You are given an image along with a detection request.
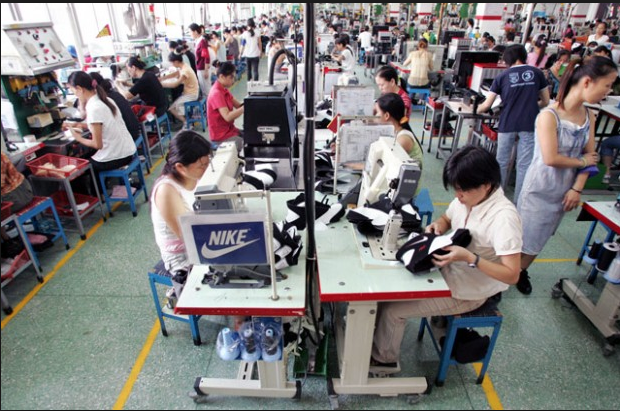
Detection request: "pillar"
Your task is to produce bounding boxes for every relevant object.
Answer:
[474,3,504,40]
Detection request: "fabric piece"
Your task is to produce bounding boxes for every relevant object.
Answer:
[396,229,472,274]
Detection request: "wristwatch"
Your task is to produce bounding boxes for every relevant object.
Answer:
[468,253,480,268]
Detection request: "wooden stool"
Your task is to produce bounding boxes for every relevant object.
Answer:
[148,261,202,346]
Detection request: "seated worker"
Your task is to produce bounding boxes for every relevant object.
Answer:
[115,56,168,117]
[90,72,141,142]
[375,66,412,118]
[65,71,136,183]
[600,135,620,184]
[207,62,244,152]
[151,130,213,305]
[549,49,571,97]
[1,151,34,241]
[402,37,433,103]
[374,93,422,168]
[160,52,200,126]
[331,36,356,85]
[371,146,522,373]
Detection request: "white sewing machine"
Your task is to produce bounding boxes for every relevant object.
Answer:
[193,142,245,212]
[355,137,421,266]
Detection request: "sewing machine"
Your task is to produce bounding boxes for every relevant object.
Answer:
[355,137,421,266]
[193,142,245,212]
[181,142,280,289]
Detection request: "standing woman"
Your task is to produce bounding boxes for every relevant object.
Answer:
[517,57,618,294]
[151,131,213,301]
[526,35,549,69]
[241,18,262,82]
[66,71,136,180]
[188,23,211,97]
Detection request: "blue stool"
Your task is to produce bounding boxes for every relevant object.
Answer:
[144,113,172,158]
[15,196,70,271]
[148,261,202,346]
[413,188,434,226]
[417,304,503,386]
[134,134,151,175]
[184,98,207,131]
[98,157,148,217]
[407,86,431,112]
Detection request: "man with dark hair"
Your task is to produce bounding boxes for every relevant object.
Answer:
[477,44,549,207]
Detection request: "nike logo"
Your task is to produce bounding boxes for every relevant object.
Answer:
[201,238,260,259]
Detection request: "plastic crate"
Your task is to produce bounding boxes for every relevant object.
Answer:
[482,124,498,141]
[26,153,89,178]
[1,249,30,281]
[49,190,98,217]
[131,105,157,123]
[428,97,444,110]
[1,202,13,221]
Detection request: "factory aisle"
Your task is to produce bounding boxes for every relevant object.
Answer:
[1,57,619,410]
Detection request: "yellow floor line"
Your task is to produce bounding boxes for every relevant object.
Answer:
[112,320,161,410]
[472,363,503,410]
[1,204,121,329]
[534,258,577,263]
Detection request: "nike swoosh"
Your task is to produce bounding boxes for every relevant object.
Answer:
[201,238,260,259]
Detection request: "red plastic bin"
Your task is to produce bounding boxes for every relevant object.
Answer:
[26,153,89,178]
[482,124,498,141]
[49,191,98,217]
[1,249,30,281]
[1,202,13,221]
[131,105,157,122]
[428,97,444,110]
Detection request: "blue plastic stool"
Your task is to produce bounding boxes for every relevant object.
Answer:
[148,261,202,346]
[15,196,70,271]
[98,157,148,217]
[184,98,207,131]
[407,86,431,112]
[413,188,434,226]
[134,134,151,175]
[417,306,503,386]
[144,113,172,158]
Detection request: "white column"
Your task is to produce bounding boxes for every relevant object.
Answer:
[474,3,504,40]
[416,3,433,20]
[570,3,589,28]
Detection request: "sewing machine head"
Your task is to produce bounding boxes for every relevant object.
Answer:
[358,137,421,209]
[194,142,245,212]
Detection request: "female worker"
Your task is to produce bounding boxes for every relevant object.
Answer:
[66,71,136,180]
[116,56,168,117]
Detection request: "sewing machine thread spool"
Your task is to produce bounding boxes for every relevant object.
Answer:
[217,327,240,361]
[596,242,619,272]
[240,325,261,361]
[588,240,602,260]
[260,327,282,362]
[606,256,620,282]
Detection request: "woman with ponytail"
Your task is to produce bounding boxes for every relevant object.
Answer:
[66,71,136,180]
[375,93,423,169]
[240,18,262,81]
[516,56,618,295]
[189,23,212,97]
[527,35,549,69]
[151,131,213,303]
